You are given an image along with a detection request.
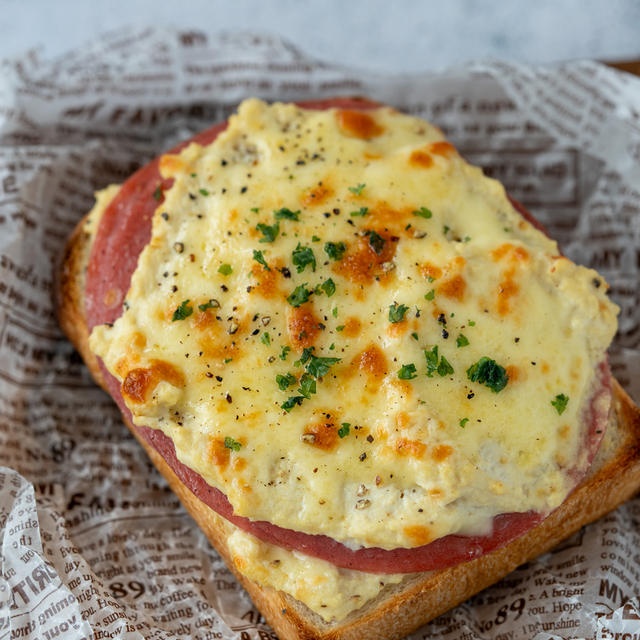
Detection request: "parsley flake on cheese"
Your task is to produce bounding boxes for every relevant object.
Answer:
[274,207,300,221]
[551,393,569,415]
[257,221,279,243]
[252,249,270,271]
[324,241,346,261]
[388,303,409,323]
[277,373,296,390]
[466,357,509,393]
[365,229,385,254]
[292,244,316,273]
[338,423,350,438]
[317,278,336,297]
[456,334,469,347]
[172,299,193,321]
[281,396,304,412]
[398,364,417,380]
[413,206,432,219]
[287,284,311,307]
[198,299,219,312]
[224,437,242,451]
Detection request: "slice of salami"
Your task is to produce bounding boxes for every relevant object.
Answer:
[85,98,610,574]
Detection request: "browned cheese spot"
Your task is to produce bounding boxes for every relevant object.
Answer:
[491,244,530,316]
[250,260,283,300]
[438,274,466,302]
[194,313,242,362]
[367,202,414,235]
[287,303,322,350]
[350,344,388,380]
[403,525,434,546]
[428,141,456,157]
[409,150,434,168]
[505,365,521,382]
[419,262,443,281]
[302,413,339,451]
[336,110,384,139]
[301,183,334,207]
[431,444,453,462]
[208,437,230,469]
[341,316,362,338]
[122,360,185,404]
[394,438,427,458]
[334,233,398,286]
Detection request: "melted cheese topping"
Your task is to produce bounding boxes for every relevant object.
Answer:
[90,99,618,551]
[226,527,404,622]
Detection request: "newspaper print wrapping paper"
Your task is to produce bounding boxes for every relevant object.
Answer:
[0,28,639,640]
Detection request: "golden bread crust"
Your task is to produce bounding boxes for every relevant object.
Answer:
[56,210,640,640]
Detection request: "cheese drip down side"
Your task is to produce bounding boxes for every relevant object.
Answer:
[227,526,404,622]
[89,99,619,551]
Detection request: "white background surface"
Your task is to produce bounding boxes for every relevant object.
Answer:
[1,0,639,71]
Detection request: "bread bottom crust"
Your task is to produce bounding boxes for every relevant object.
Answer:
[57,211,640,640]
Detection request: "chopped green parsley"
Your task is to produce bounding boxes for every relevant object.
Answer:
[292,244,316,273]
[398,364,417,380]
[388,303,409,323]
[467,357,508,393]
[437,355,454,377]
[256,221,279,243]
[298,373,317,399]
[281,396,304,412]
[365,229,385,255]
[286,284,311,307]
[413,206,432,219]
[424,289,435,301]
[153,185,162,201]
[424,346,454,377]
[198,299,219,312]
[338,423,351,438]
[252,249,270,271]
[348,183,366,196]
[456,334,469,348]
[279,346,291,361]
[350,207,369,217]
[325,241,346,261]
[276,373,297,390]
[199,188,209,197]
[261,332,271,346]
[172,299,193,321]
[274,208,300,221]
[306,355,341,378]
[459,418,469,428]
[224,437,242,451]
[551,393,569,415]
[218,263,232,275]
[319,278,336,297]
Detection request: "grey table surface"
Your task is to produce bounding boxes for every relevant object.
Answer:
[1,0,639,72]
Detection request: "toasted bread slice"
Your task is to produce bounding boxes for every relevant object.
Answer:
[57,208,640,640]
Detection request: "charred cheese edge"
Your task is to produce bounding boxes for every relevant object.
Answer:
[90,99,619,558]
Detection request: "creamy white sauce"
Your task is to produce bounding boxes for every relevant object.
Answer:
[90,99,619,554]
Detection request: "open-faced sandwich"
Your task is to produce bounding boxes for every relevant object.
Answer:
[57,97,640,640]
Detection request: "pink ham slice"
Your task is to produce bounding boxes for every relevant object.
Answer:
[85,98,611,574]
